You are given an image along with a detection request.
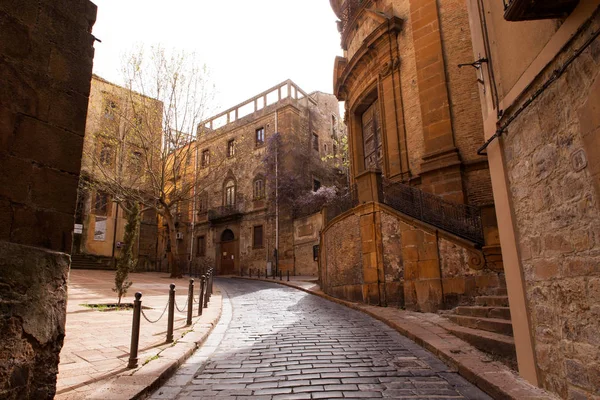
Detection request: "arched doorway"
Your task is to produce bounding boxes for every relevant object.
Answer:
[220,229,235,275]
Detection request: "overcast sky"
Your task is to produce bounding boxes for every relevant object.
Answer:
[91,0,343,115]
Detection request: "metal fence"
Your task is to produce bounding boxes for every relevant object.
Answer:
[382,180,485,246]
[325,185,359,225]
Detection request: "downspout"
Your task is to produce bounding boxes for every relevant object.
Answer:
[275,110,279,275]
[188,142,198,275]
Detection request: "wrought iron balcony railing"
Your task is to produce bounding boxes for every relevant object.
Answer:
[382,180,485,246]
[207,205,243,223]
[503,0,580,21]
[339,0,368,35]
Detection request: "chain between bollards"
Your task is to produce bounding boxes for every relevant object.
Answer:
[166,283,175,343]
[127,292,142,369]
[186,279,194,326]
[198,275,206,316]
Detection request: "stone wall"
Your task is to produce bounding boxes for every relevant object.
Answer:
[0,0,96,397]
[293,212,323,276]
[321,202,501,311]
[502,13,600,397]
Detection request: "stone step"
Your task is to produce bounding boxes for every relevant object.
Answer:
[476,295,509,307]
[446,315,514,336]
[443,323,516,360]
[454,306,511,320]
[492,287,508,296]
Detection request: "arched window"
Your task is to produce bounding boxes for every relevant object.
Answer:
[253,177,265,199]
[221,229,234,242]
[224,180,235,207]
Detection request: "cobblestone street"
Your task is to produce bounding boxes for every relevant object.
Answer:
[150,278,491,399]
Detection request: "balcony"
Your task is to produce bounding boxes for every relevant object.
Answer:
[503,0,580,21]
[338,0,369,36]
[207,206,243,224]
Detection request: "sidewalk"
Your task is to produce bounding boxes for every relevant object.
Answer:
[56,270,222,400]
[234,275,558,400]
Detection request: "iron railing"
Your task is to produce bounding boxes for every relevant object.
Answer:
[339,0,368,35]
[325,185,358,225]
[207,205,243,222]
[382,180,484,245]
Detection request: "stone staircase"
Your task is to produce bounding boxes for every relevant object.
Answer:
[443,287,517,368]
[70,254,114,270]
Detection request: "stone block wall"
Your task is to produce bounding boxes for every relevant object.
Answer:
[0,0,96,398]
[502,13,600,397]
[321,202,501,311]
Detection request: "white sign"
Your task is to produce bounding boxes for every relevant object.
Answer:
[74,224,83,234]
[94,216,107,241]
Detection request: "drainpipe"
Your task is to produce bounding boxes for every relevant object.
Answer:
[111,202,119,267]
[188,141,198,275]
[275,110,279,276]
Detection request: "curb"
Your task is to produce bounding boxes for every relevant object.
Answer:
[232,277,556,400]
[86,291,224,400]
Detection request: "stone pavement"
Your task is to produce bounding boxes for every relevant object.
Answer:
[151,278,494,399]
[55,269,222,400]
[231,276,558,400]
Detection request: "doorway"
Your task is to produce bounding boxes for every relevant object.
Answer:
[220,229,236,275]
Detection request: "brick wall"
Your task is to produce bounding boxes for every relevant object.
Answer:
[0,0,96,397]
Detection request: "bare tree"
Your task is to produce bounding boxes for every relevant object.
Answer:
[82,46,216,278]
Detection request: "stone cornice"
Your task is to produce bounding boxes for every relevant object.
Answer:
[334,16,403,102]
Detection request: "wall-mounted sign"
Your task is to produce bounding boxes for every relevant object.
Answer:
[74,224,83,234]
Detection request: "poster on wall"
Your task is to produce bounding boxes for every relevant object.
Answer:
[94,216,107,241]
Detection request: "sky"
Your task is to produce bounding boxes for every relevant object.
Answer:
[91,0,343,116]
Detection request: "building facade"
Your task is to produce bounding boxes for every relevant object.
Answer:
[464,1,600,396]
[74,75,162,271]
[323,0,503,310]
[164,80,346,277]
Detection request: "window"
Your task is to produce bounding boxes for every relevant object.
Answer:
[94,191,110,216]
[196,236,206,257]
[201,149,210,167]
[253,178,265,199]
[324,143,328,153]
[253,225,264,249]
[131,151,142,173]
[313,244,319,261]
[103,99,117,119]
[255,127,265,146]
[99,143,113,166]
[312,133,319,151]
[227,139,235,157]
[224,180,235,207]
[362,99,382,169]
[331,115,337,137]
[197,192,208,213]
[313,179,321,192]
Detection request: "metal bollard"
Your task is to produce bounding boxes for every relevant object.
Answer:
[127,292,142,368]
[287,270,290,282]
[198,275,206,316]
[186,279,194,326]
[265,268,267,279]
[204,274,210,308]
[280,270,282,281]
[167,283,175,343]
[209,269,214,296]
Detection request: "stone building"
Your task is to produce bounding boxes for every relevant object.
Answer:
[72,75,162,271]
[163,80,346,277]
[463,1,600,397]
[323,0,502,311]
[0,1,97,398]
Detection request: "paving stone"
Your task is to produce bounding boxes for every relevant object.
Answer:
[155,279,492,399]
